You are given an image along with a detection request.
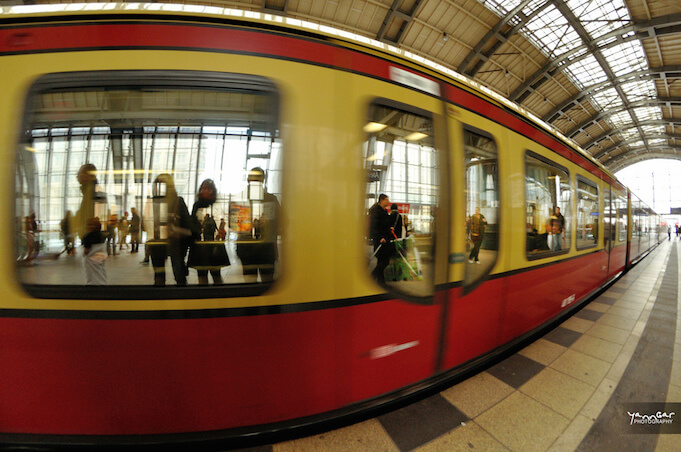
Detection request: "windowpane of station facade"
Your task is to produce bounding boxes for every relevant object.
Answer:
[364,102,437,299]
[16,73,282,289]
[525,152,571,257]
[576,178,599,248]
[464,127,498,289]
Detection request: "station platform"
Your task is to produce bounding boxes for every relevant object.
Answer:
[260,240,680,452]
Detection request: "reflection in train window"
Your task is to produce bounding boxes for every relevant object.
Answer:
[525,152,571,257]
[617,195,628,242]
[463,126,498,289]
[576,178,599,249]
[16,72,282,290]
[364,102,437,298]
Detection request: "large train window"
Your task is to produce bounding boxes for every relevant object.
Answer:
[525,152,571,258]
[463,126,498,289]
[617,195,628,242]
[364,101,437,299]
[576,177,599,249]
[15,71,282,295]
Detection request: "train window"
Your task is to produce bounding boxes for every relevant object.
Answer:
[576,177,599,249]
[364,101,437,299]
[617,196,628,242]
[463,126,498,289]
[16,71,282,294]
[525,152,571,258]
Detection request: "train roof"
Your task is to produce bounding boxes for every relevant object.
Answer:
[1,2,626,189]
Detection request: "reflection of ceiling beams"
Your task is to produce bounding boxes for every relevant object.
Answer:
[376,0,424,45]
[29,110,275,128]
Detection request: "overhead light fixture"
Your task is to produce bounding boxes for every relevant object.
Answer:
[443,33,448,42]
[405,132,428,141]
[363,122,387,133]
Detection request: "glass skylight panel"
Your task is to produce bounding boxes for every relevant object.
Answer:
[621,79,657,103]
[648,138,668,146]
[524,4,582,57]
[619,127,641,140]
[602,41,647,77]
[591,87,623,110]
[609,110,634,129]
[478,0,524,16]
[567,0,630,39]
[641,125,666,135]
[632,106,662,122]
[565,55,608,89]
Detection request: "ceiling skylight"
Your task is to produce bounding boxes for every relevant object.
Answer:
[478,0,664,168]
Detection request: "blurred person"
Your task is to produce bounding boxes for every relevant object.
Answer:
[148,174,192,286]
[217,218,227,241]
[106,214,117,256]
[130,207,141,253]
[60,210,75,256]
[388,203,404,239]
[118,211,130,251]
[467,207,487,264]
[235,167,281,283]
[74,163,105,238]
[369,194,393,284]
[82,217,106,285]
[188,179,229,285]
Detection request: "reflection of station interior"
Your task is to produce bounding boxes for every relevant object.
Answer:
[269,240,680,451]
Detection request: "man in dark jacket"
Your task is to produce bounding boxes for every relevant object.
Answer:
[369,194,393,284]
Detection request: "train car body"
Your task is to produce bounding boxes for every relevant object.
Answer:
[0,5,662,448]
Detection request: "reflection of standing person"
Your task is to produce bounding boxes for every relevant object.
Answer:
[388,203,404,238]
[82,217,106,285]
[74,163,104,239]
[130,207,141,253]
[188,179,229,285]
[236,168,280,283]
[60,211,75,255]
[550,206,565,251]
[369,194,393,284]
[467,207,487,263]
[148,174,192,286]
[217,218,227,241]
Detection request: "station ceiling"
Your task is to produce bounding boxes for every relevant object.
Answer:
[4,0,681,173]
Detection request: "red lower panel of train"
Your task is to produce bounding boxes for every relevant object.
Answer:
[0,300,441,435]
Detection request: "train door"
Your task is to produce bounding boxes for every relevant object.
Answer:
[356,86,451,399]
[440,108,503,369]
[604,185,613,275]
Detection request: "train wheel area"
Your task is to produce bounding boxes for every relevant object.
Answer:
[266,239,680,451]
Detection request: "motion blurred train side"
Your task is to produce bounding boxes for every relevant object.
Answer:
[0,5,663,448]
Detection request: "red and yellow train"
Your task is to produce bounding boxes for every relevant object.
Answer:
[0,4,662,448]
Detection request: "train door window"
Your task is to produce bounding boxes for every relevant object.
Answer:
[463,126,498,289]
[576,177,599,249]
[364,101,437,299]
[525,151,571,258]
[617,196,627,242]
[15,71,282,296]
